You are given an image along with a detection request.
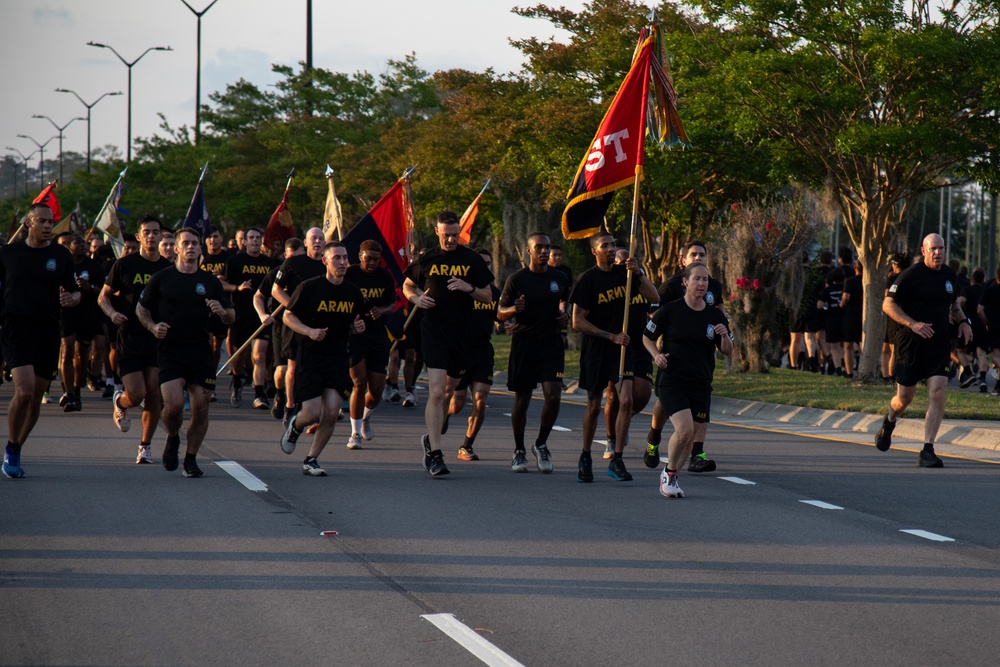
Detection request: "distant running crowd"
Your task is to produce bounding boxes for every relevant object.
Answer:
[2,205,971,494]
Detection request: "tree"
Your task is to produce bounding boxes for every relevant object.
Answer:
[691,0,1000,381]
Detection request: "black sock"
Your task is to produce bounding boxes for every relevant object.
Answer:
[140,441,150,448]
[391,382,399,389]
[255,385,265,398]
[514,432,525,450]
[463,436,474,447]
[166,434,180,446]
[691,441,705,457]
[6,441,20,455]
[184,452,196,462]
[647,428,662,446]
[923,442,934,452]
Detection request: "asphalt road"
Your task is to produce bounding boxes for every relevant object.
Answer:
[3,382,1000,666]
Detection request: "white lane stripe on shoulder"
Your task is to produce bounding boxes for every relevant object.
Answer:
[900,529,955,542]
[215,461,268,492]
[421,614,525,667]
[718,476,756,485]
[800,500,844,510]
[551,425,571,432]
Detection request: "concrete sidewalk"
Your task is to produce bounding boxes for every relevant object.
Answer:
[492,371,1000,464]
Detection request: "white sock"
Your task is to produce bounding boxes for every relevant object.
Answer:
[363,407,373,421]
[351,418,363,436]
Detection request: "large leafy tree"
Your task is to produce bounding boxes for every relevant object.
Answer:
[692,0,1000,380]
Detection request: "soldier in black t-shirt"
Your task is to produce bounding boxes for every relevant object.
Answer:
[876,234,972,468]
[649,239,726,473]
[256,238,304,420]
[279,241,366,477]
[403,211,495,477]
[569,233,659,483]
[442,248,500,462]
[498,232,570,474]
[98,216,172,465]
[271,228,327,420]
[0,203,81,479]
[201,228,232,400]
[221,227,276,408]
[643,263,732,498]
[881,254,906,380]
[60,234,106,412]
[138,228,234,478]
[344,239,397,449]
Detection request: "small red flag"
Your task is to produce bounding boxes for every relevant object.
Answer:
[458,192,482,246]
[32,182,61,221]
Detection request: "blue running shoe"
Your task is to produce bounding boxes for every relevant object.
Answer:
[607,456,633,481]
[3,448,25,479]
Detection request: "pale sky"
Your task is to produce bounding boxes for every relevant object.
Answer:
[1,0,585,162]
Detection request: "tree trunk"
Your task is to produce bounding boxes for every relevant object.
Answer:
[856,255,887,382]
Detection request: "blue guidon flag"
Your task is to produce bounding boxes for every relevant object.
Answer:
[183,180,210,239]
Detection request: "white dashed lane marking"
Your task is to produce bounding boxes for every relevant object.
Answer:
[421,613,525,667]
[900,529,955,542]
[800,500,844,510]
[718,476,756,485]
[215,461,268,492]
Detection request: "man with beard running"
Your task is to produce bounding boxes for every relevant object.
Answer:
[98,215,172,464]
[137,228,234,477]
[498,232,570,474]
[403,211,495,476]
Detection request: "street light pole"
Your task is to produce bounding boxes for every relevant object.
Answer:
[87,42,173,163]
[54,89,123,173]
[179,0,220,143]
[32,115,85,183]
[15,134,58,190]
[4,147,37,196]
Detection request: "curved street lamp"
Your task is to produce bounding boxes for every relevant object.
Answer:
[87,41,173,163]
[32,114,86,183]
[15,134,58,190]
[55,88,123,172]
[5,146,38,196]
[179,0,220,142]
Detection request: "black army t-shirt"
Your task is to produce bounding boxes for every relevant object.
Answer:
[569,264,630,337]
[888,262,958,344]
[274,254,325,296]
[105,253,172,335]
[499,268,570,340]
[644,298,730,392]
[139,267,231,348]
[0,241,77,324]
[469,284,501,342]
[225,252,276,327]
[285,276,364,357]
[658,271,725,310]
[201,249,231,277]
[404,246,494,328]
[345,265,396,341]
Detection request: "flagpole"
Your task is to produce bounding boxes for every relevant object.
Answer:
[94,167,128,253]
[618,166,643,379]
[217,306,284,376]
[325,164,341,241]
[178,161,209,230]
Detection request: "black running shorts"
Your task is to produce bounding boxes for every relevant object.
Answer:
[506,334,564,392]
[893,335,950,387]
[1,318,60,380]
[295,349,351,403]
[349,334,390,374]
[158,344,217,390]
[456,341,494,391]
[117,329,159,376]
[657,385,711,424]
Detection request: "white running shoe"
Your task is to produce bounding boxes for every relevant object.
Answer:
[659,470,684,498]
[401,391,416,407]
[346,433,363,450]
[136,445,153,464]
[361,419,374,441]
[302,457,327,476]
[381,385,393,402]
[113,389,131,433]
[389,388,401,402]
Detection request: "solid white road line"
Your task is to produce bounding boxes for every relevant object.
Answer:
[421,614,525,667]
[215,461,268,492]
[800,500,844,510]
[900,529,955,542]
[551,425,572,432]
[718,476,756,485]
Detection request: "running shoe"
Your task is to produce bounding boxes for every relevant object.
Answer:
[457,446,478,461]
[302,457,327,476]
[64,395,82,413]
[602,436,615,460]
[381,385,393,402]
[607,456,633,481]
[875,416,895,452]
[959,367,977,388]
[41,392,55,404]
[271,392,286,420]
[980,382,989,394]
[918,448,944,468]
[87,375,102,392]
[428,450,450,476]
[532,443,553,473]
[644,443,660,468]
[511,449,528,473]
[182,457,204,478]
[2,448,24,479]
[401,391,416,407]
[230,375,243,408]
[688,452,717,473]
[281,416,302,455]
[112,389,131,433]
[660,470,684,498]
[346,433,363,450]
[102,383,115,399]
[389,388,401,402]
[136,445,153,464]
[577,451,593,483]
[162,435,181,472]
[361,418,374,441]
[59,392,70,407]
[421,434,433,472]
[252,396,269,410]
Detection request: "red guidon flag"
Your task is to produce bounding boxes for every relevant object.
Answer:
[33,181,62,221]
[561,37,653,239]
[263,186,294,257]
